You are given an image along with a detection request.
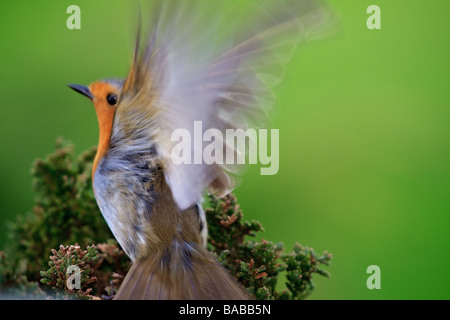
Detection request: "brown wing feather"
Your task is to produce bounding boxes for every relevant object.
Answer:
[113,0,335,210]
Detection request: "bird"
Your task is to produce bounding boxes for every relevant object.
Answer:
[68,0,333,300]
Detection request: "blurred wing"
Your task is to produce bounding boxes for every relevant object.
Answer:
[117,0,335,210]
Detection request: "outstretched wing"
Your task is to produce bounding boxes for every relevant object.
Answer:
[114,0,335,210]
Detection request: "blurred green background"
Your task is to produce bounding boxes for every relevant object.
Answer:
[0,0,449,299]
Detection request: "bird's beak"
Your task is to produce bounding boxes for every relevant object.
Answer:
[68,84,93,101]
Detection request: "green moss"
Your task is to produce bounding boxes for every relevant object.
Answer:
[40,244,99,299]
[206,193,332,300]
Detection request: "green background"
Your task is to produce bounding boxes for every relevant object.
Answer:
[0,0,449,299]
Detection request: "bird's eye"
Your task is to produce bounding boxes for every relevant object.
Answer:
[106,93,118,106]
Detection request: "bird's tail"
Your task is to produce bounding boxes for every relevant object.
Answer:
[113,243,250,300]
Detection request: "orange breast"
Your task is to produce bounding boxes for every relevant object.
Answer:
[89,82,118,182]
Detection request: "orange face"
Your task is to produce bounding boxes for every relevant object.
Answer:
[69,81,122,179]
[88,81,120,174]
[89,81,119,137]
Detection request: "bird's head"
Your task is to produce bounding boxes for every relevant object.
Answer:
[68,79,124,126]
[68,79,124,178]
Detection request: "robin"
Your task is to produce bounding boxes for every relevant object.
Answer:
[69,0,331,299]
